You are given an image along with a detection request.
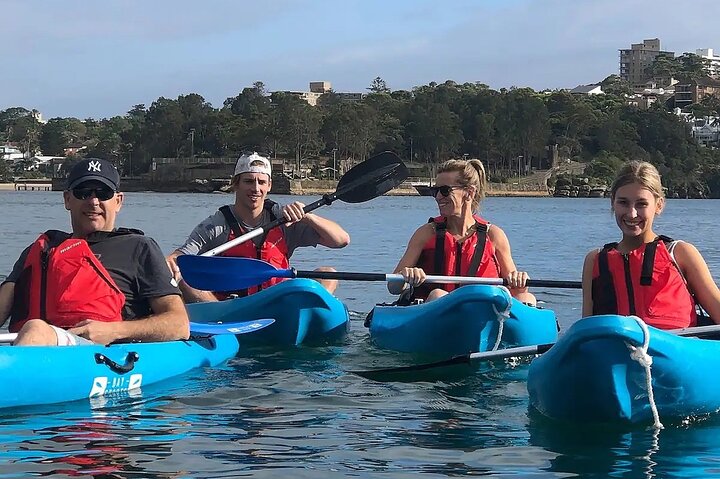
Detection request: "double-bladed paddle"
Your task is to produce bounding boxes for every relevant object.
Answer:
[0,318,276,344]
[350,321,720,381]
[198,151,409,258]
[177,256,582,292]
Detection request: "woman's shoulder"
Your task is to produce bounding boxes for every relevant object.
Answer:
[486,223,506,241]
[583,248,601,265]
[409,222,435,243]
[668,239,701,261]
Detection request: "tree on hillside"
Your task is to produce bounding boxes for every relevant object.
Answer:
[600,75,633,96]
[39,118,87,155]
[271,92,323,171]
[368,77,390,94]
[223,82,272,151]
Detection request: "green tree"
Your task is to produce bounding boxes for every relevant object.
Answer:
[368,77,390,94]
[39,118,87,155]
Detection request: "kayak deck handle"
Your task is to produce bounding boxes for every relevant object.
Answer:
[95,351,140,374]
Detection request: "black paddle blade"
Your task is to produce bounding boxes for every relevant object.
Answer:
[350,355,474,382]
[414,185,434,196]
[335,151,409,204]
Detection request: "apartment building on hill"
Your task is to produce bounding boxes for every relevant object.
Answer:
[619,38,675,86]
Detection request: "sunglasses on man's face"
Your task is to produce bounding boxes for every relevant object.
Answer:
[72,186,116,201]
[428,185,464,197]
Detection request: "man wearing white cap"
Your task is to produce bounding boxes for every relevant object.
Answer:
[167,152,350,301]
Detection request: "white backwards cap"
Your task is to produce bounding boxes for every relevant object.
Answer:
[234,152,272,177]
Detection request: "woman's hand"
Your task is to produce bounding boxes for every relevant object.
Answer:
[506,270,530,292]
[400,267,427,287]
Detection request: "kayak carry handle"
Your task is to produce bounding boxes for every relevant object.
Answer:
[95,351,140,374]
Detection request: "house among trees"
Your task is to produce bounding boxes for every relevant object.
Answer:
[276,81,364,106]
[569,84,604,95]
[675,77,720,110]
[0,145,25,164]
[690,117,720,147]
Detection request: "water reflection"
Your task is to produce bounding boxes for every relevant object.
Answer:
[528,411,720,478]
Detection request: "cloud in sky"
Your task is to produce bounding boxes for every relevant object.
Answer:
[1,0,717,119]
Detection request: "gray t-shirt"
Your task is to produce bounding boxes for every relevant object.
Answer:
[177,203,321,257]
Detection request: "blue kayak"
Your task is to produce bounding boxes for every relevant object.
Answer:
[187,278,350,346]
[367,285,558,356]
[0,334,239,409]
[528,314,720,425]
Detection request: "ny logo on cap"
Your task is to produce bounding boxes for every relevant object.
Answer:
[88,160,102,172]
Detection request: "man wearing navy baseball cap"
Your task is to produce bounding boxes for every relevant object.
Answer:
[0,157,189,347]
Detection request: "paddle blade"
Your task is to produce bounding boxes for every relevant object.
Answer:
[335,151,409,203]
[414,185,434,196]
[190,318,275,335]
[177,255,294,291]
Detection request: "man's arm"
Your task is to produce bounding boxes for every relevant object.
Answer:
[69,294,190,344]
[299,213,350,248]
[0,282,15,328]
[166,250,220,303]
[281,202,350,249]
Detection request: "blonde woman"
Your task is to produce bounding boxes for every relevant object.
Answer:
[581,160,720,328]
[391,158,535,304]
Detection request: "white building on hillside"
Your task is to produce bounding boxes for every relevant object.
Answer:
[569,84,604,95]
[697,48,720,79]
[0,145,26,163]
[691,117,720,147]
[27,155,65,172]
[275,81,364,106]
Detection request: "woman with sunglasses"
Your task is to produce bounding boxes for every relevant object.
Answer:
[390,158,536,305]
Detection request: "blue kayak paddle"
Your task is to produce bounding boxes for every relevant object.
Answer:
[189,318,275,335]
[177,255,582,292]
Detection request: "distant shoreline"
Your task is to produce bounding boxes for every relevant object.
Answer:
[0,181,549,197]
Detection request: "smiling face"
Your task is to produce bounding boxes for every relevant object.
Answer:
[434,171,472,217]
[63,180,123,237]
[234,172,271,212]
[612,182,664,241]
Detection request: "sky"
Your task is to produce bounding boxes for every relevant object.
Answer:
[1,0,718,119]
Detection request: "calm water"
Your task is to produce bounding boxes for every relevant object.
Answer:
[1,190,720,478]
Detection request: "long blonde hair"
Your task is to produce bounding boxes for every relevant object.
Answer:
[610,161,664,202]
[437,158,487,210]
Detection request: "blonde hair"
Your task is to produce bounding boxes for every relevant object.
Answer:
[610,161,664,202]
[437,158,487,210]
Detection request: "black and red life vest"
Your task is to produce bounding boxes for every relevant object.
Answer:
[413,214,500,300]
[9,230,125,333]
[215,201,290,298]
[591,236,697,329]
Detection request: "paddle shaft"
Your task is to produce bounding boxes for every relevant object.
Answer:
[203,195,334,257]
[294,269,582,289]
[462,322,720,362]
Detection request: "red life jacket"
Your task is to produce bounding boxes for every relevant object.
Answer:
[9,230,125,333]
[413,215,501,300]
[591,236,697,329]
[215,202,290,298]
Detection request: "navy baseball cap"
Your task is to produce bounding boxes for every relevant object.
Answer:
[66,158,121,191]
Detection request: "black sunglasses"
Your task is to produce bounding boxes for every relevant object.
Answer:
[72,186,116,201]
[428,185,464,197]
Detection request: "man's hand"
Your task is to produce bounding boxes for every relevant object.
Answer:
[69,320,120,346]
[282,201,307,226]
